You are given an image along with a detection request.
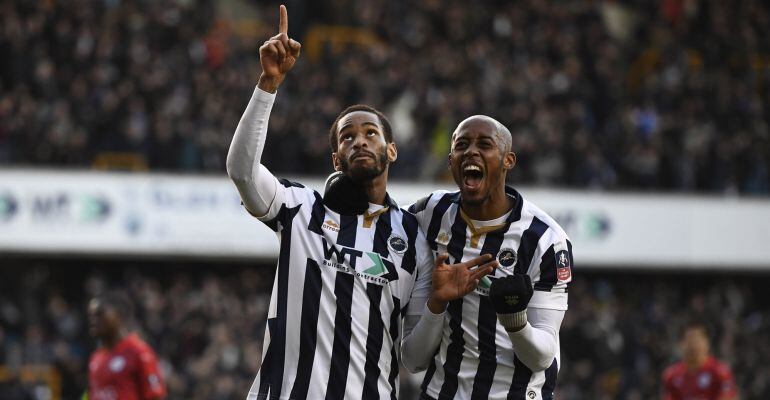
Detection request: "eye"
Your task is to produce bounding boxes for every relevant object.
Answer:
[341,134,353,142]
[367,130,377,137]
[454,141,468,150]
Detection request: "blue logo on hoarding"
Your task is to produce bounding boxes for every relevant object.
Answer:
[0,193,18,222]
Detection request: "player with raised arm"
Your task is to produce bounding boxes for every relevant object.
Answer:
[226,6,495,400]
[87,294,166,400]
[402,116,574,399]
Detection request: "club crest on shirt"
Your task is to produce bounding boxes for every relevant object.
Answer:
[497,248,517,272]
[555,250,571,281]
[387,234,408,254]
[698,373,712,388]
[109,356,126,372]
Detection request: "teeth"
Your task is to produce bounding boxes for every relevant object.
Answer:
[464,165,481,172]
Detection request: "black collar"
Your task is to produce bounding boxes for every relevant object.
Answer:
[383,193,399,208]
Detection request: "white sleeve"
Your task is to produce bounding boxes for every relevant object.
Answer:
[404,228,434,316]
[506,307,564,372]
[400,303,445,373]
[225,86,284,218]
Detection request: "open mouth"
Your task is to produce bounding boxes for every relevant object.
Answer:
[462,164,484,191]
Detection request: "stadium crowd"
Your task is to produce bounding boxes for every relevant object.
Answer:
[1,0,769,194]
[0,261,768,400]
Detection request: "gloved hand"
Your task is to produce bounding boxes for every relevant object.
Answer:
[323,171,369,215]
[489,274,533,332]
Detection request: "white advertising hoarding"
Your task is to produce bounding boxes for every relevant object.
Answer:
[1,169,769,269]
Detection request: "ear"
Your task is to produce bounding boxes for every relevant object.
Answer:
[503,152,517,170]
[387,142,398,162]
[332,152,342,171]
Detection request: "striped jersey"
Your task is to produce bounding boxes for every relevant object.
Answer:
[408,186,573,400]
[247,178,432,400]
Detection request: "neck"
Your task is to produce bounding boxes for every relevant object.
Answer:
[362,169,389,206]
[684,354,708,370]
[101,329,127,349]
[461,185,511,220]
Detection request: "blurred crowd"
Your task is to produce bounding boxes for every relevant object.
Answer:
[0,261,273,400]
[1,261,769,400]
[1,0,769,195]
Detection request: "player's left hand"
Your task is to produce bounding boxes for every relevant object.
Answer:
[258,5,301,92]
[489,273,533,315]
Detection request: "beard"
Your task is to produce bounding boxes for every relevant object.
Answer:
[339,148,389,182]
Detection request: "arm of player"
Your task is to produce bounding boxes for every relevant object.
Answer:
[401,253,496,372]
[716,364,738,400]
[226,5,301,217]
[506,307,564,372]
[137,348,166,400]
[400,307,444,373]
[490,235,573,372]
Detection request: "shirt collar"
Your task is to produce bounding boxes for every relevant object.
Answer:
[450,185,523,223]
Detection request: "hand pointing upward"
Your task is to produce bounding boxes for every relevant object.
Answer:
[258,5,302,93]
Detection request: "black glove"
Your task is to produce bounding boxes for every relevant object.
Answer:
[323,171,369,215]
[489,274,533,331]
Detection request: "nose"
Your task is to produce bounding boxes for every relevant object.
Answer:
[352,132,368,149]
[464,142,480,156]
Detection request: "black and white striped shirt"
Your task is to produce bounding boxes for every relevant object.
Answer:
[247,179,433,400]
[408,186,573,400]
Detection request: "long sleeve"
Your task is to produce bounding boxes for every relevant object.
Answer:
[226,86,281,217]
[506,307,564,371]
[401,304,445,373]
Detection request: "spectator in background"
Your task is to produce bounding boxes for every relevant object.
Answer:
[661,322,737,400]
[87,293,166,400]
[1,0,768,195]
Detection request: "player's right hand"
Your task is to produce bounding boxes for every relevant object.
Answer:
[258,4,301,93]
[428,253,497,313]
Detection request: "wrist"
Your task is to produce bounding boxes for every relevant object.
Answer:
[427,297,448,314]
[497,309,528,332]
[257,74,283,93]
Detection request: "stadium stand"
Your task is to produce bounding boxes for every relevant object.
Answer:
[1,0,768,193]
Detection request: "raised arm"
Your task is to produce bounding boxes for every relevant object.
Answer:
[226,5,301,217]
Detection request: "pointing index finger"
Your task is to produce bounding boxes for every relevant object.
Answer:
[279,4,288,34]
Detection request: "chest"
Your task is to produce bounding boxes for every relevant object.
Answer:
[671,370,719,396]
[90,352,137,386]
[297,211,415,294]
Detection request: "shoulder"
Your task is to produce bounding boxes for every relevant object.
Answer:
[276,178,318,199]
[407,189,459,215]
[520,199,569,242]
[124,334,155,355]
[709,358,734,377]
[90,348,106,362]
[662,362,684,380]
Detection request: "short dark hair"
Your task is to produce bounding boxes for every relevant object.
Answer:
[96,292,134,322]
[328,105,393,152]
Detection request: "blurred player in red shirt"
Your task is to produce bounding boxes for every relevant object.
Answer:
[662,322,737,400]
[87,294,166,400]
